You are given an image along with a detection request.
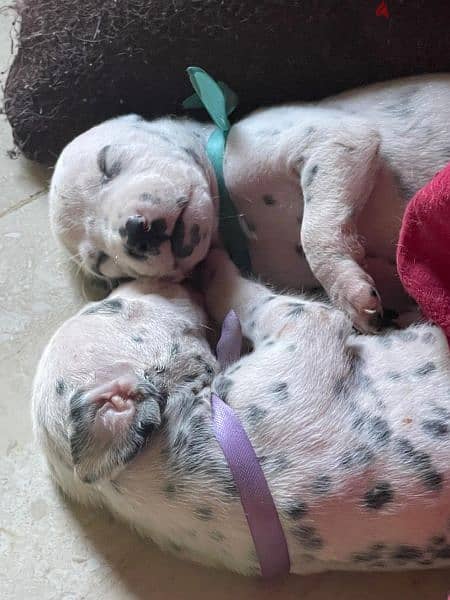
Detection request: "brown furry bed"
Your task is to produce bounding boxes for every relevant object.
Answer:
[4,0,450,164]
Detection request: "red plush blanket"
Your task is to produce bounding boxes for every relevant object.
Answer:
[397,162,450,345]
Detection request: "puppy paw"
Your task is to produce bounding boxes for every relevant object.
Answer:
[330,274,383,334]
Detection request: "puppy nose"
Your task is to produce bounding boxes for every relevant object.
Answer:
[125,215,147,246]
[123,215,170,255]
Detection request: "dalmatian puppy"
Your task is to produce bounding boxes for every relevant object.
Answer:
[33,249,450,575]
[49,73,450,332]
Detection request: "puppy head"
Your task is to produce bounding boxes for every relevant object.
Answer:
[32,277,213,487]
[49,114,217,282]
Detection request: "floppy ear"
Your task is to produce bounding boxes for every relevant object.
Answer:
[68,376,166,483]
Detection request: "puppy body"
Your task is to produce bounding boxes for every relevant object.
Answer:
[50,74,450,330]
[32,252,450,575]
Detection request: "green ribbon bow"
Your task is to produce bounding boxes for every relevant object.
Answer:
[183,66,252,275]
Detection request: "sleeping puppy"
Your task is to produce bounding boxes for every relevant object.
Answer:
[49,73,450,332]
[32,249,450,575]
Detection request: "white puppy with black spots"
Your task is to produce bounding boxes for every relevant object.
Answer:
[49,74,450,332]
[33,250,450,575]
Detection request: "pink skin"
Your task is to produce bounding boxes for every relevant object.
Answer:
[89,376,140,439]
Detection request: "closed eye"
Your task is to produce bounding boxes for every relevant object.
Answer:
[93,251,110,277]
[98,145,121,180]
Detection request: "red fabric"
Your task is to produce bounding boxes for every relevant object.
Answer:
[397,163,450,345]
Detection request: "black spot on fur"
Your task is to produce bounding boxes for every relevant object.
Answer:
[170,342,180,358]
[285,500,308,520]
[164,482,177,500]
[140,192,160,204]
[259,451,291,473]
[415,362,436,376]
[214,376,233,401]
[422,332,436,344]
[392,545,422,562]
[394,438,443,492]
[171,219,201,259]
[422,470,443,491]
[286,302,305,318]
[432,405,450,421]
[364,482,394,509]
[370,417,391,446]
[246,404,268,427]
[422,420,448,438]
[132,335,144,343]
[396,330,418,342]
[333,377,347,396]
[292,525,323,550]
[262,194,276,206]
[55,378,66,396]
[341,445,374,469]
[194,506,213,521]
[83,298,123,315]
[311,475,332,495]
[352,544,386,563]
[304,164,319,188]
[269,382,289,402]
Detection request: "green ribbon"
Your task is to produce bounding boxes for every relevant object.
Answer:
[183,66,252,275]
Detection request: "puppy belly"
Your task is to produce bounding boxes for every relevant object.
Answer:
[232,179,318,290]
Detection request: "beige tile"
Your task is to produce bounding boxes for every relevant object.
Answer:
[0,192,87,454]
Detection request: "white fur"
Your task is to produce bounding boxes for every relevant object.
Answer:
[49,74,450,331]
[32,251,450,576]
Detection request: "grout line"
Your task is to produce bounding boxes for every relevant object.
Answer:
[0,188,47,219]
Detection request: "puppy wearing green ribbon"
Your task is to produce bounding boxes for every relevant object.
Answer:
[49,69,450,332]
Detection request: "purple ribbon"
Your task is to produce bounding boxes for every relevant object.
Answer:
[211,310,291,578]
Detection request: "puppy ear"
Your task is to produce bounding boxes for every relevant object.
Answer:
[68,376,166,483]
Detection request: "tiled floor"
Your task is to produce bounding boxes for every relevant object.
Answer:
[0,5,448,599]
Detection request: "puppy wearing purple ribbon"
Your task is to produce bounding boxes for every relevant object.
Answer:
[33,249,450,575]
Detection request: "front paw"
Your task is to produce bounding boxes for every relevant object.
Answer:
[329,273,383,334]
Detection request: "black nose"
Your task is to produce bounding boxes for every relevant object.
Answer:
[125,215,147,245]
[124,215,170,256]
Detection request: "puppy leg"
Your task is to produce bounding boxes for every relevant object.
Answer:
[297,121,383,332]
[202,249,350,347]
